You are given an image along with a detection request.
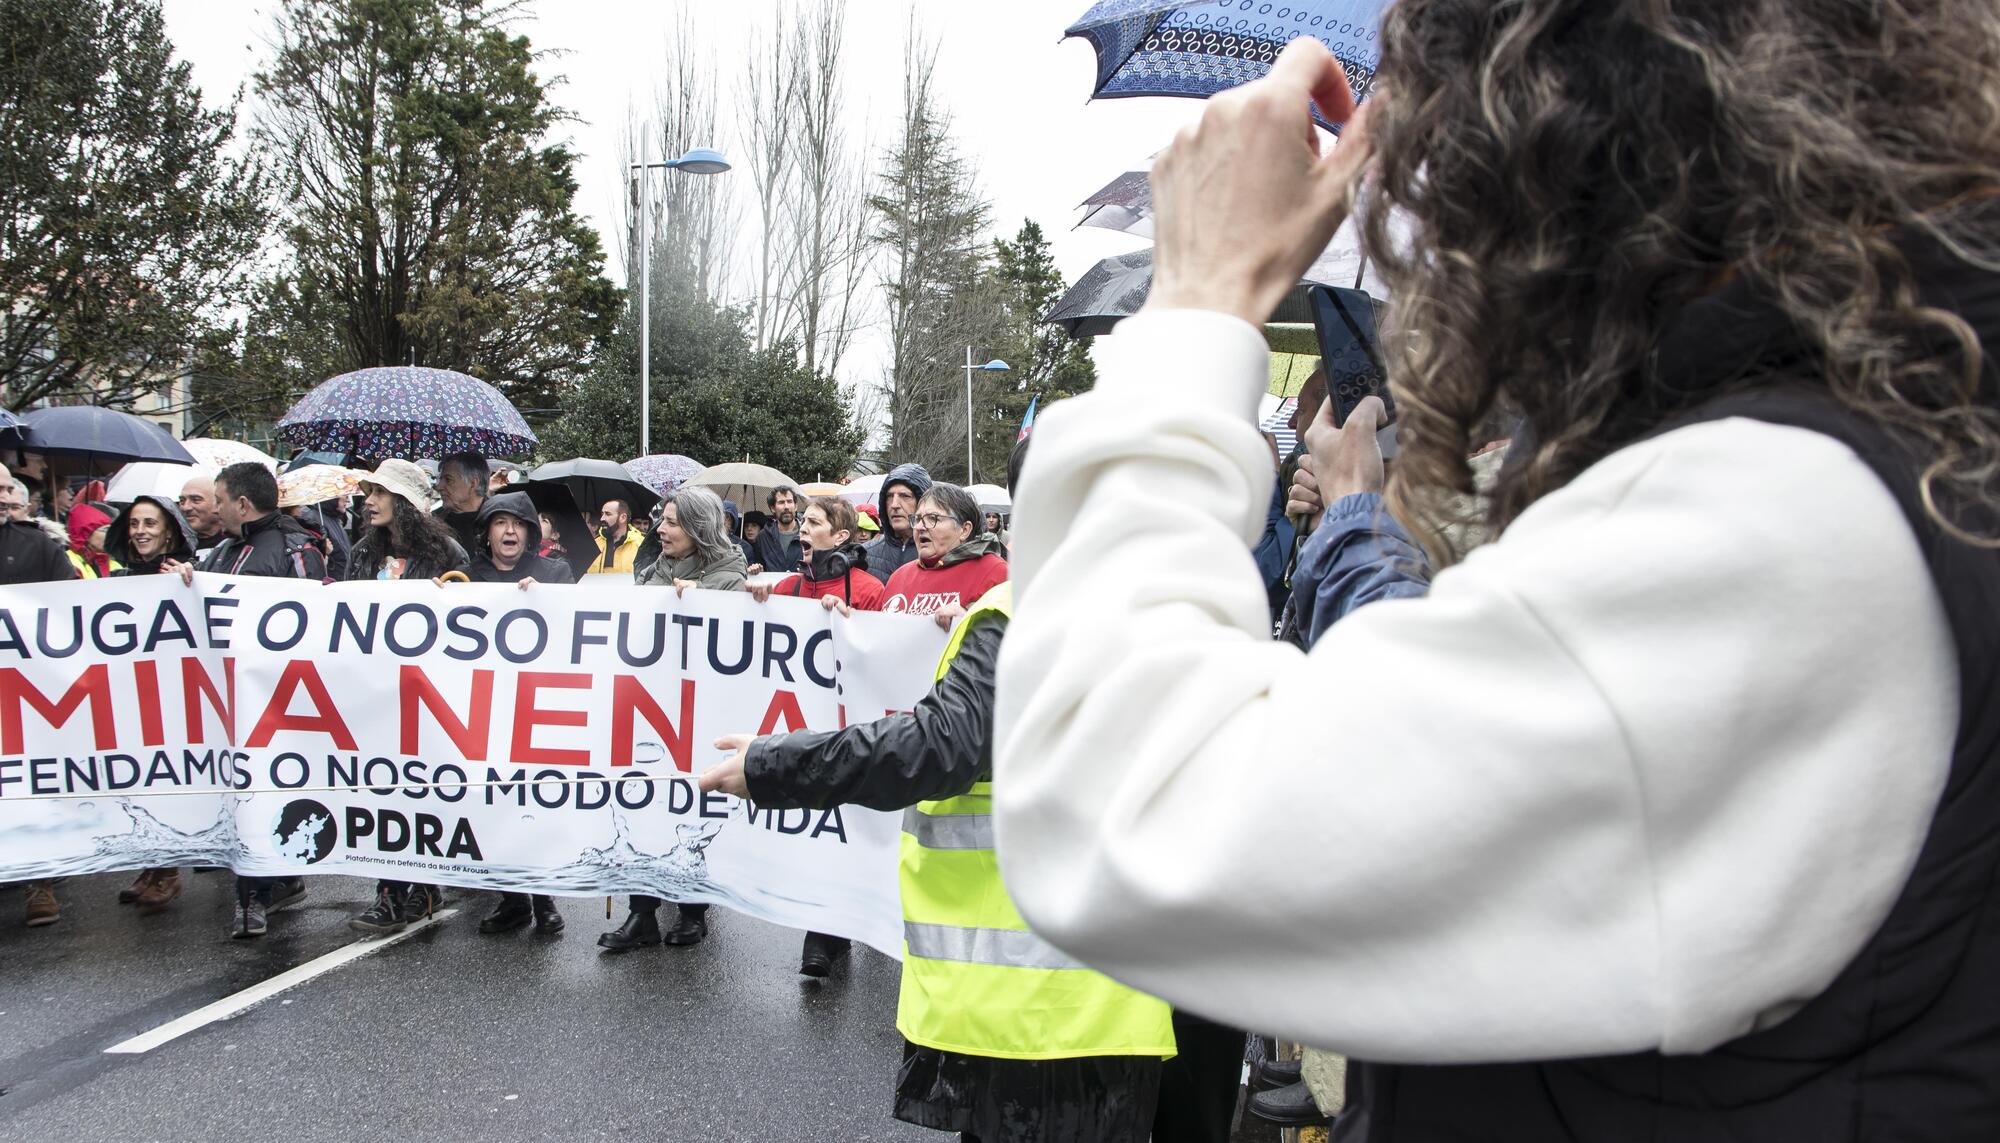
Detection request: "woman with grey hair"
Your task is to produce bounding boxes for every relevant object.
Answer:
[634,486,746,592]
[604,484,747,953]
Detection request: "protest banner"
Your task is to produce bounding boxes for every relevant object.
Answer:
[0,574,947,955]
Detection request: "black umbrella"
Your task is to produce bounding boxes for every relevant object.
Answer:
[526,458,660,521]
[516,482,598,580]
[2,406,198,471]
[1043,250,1321,337]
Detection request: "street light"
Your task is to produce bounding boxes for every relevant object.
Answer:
[631,144,732,457]
[964,349,1010,483]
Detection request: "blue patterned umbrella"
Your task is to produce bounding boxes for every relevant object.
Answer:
[276,366,536,460]
[624,453,705,495]
[1066,0,1388,130]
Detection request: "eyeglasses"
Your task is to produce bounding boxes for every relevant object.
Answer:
[912,513,958,530]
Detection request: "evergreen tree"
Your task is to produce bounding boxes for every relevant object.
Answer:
[0,0,267,410]
[981,219,1097,477]
[868,33,1007,481]
[245,0,618,424]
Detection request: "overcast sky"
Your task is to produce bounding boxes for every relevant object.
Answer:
[156,0,1208,399]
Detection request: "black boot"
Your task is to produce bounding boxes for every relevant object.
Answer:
[531,894,564,933]
[1254,1057,1304,1091]
[799,931,850,977]
[479,893,534,934]
[598,907,661,952]
[1248,1080,1331,1127]
[663,903,708,946]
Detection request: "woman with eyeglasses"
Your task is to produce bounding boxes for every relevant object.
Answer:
[879,483,1009,619]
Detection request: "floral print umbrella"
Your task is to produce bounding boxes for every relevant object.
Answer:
[276,366,537,460]
[184,437,278,472]
[624,453,705,495]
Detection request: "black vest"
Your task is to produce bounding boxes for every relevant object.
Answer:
[1337,387,2000,1141]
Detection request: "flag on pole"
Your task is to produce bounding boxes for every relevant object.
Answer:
[1018,395,1039,442]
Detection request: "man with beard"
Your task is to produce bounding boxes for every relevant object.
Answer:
[434,451,489,554]
[749,485,803,575]
[862,463,933,584]
[458,491,571,935]
[587,498,642,574]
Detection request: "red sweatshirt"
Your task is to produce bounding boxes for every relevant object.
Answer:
[774,565,888,610]
[882,551,1010,616]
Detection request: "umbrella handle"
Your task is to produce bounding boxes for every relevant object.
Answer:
[437,571,470,584]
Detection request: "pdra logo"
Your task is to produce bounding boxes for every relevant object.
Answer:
[271,799,338,864]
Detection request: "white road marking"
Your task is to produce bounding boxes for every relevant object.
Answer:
[103,909,458,1055]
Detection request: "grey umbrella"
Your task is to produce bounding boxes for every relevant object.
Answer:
[1043,249,1323,337]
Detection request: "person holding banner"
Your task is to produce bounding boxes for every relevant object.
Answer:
[748,493,884,976]
[601,485,747,952]
[880,484,1009,618]
[0,462,76,928]
[458,491,571,936]
[701,445,1177,1143]
[104,494,201,915]
[344,459,468,934]
[179,461,326,938]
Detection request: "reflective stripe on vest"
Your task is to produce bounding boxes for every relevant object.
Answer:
[896,581,1176,1061]
[903,920,1089,971]
[902,806,994,850]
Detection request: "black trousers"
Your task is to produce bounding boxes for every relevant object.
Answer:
[1152,1010,1247,1143]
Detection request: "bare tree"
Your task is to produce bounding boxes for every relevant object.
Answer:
[635,10,735,305]
[737,6,798,351]
[781,0,873,380]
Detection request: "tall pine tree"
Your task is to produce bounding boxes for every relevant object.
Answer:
[980,219,1096,477]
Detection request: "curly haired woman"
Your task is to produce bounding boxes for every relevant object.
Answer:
[998,4,2000,1138]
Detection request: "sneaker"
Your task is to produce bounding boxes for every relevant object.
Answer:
[1248,1080,1332,1127]
[266,878,307,912]
[349,886,407,935]
[396,884,442,925]
[24,882,58,928]
[232,898,268,939]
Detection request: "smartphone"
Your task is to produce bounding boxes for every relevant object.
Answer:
[1308,284,1397,458]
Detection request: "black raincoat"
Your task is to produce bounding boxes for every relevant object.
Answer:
[467,493,576,584]
[745,612,1164,1143]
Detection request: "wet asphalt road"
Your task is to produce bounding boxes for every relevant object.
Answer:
[0,871,934,1142]
[0,873,1286,1143]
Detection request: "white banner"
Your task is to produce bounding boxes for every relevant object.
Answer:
[0,574,946,955]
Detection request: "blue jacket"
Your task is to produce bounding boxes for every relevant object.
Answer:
[1289,492,1431,646]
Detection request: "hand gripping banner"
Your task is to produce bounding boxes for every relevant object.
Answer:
[0,574,947,955]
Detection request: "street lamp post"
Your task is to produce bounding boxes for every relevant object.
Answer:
[964,349,1011,483]
[631,143,731,458]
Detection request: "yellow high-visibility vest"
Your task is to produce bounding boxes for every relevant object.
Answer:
[896,581,1176,1061]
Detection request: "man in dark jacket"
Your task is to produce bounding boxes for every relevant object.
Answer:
[861,463,932,584]
[0,464,76,929]
[188,461,324,938]
[466,492,576,587]
[434,451,489,555]
[750,485,804,574]
[197,462,328,582]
